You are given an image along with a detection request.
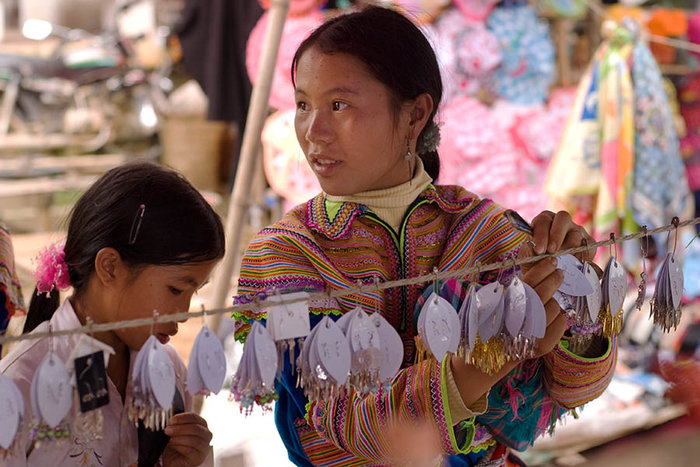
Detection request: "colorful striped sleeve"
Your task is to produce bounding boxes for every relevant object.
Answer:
[304,357,481,464]
[542,336,617,409]
[233,227,333,341]
[477,337,617,451]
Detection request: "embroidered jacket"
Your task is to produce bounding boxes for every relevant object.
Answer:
[235,185,617,466]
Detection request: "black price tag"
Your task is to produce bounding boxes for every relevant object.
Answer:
[74,351,110,413]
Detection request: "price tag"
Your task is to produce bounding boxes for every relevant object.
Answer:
[421,293,460,362]
[35,353,73,428]
[265,292,311,341]
[504,278,527,336]
[372,313,403,382]
[195,328,227,394]
[0,375,21,449]
[147,343,175,411]
[74,351,110,413]
[557,255,593,296]
[523,282,546,339]
[584,262,602,322]
[668,254,683,311]
[252,322,278,389]
[313,317,350,385]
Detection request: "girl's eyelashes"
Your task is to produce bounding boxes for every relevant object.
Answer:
[168,286,183,296]
[332,101,347,111]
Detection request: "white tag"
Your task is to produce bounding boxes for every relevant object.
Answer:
[0,375,21,449]
[584,263,602,322]
[186,334,205,395]
[478,287,505,341]
[504,278,527,336]
[335,308,357,335]
[147,342,176,411]
[458,286,475,341]
[523,282,546,339]
[252,322,278,389]
[35,353,73,428]
[607,258,627,315]
[668,254,683,310]
[475,282,504,317]
[371,313,403,382]
[557,255,594,296]
[265,291,311,341]
[9,372,24,417]
[348,308,380,352]
[421,293,460,362]
[468,287,480,349]
[553,290,576,311]
[313,316,350,385]
[195,327,227,394]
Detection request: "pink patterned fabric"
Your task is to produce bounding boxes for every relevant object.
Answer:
[452,0,498,22]
[32,242,71,295]
[246,11,324,110]
[689,13,700,59]
[433,8,501,101]
[438,97,518,198]
[257,0,326,16]
[262,109,321,208]
[438,90,575,223]
[395,0,451,23]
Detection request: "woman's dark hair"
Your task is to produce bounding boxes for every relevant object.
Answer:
[291,6,443,180]
[23,162,225,333]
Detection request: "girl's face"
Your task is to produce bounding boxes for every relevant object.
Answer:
[294,47,416,196]
[112,260,218,350]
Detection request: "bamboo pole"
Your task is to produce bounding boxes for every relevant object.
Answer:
[208,0,290,334]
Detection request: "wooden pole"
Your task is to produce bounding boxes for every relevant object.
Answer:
[208,0,290,334]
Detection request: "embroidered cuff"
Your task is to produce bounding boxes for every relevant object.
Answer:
[440,357,477,454]
[543,336,617,409]
[445,361,489,423]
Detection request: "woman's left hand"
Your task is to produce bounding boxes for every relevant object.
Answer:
[162,412,213,466]
[530,210,596,262]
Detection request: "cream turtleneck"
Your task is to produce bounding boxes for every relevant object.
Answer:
[325,157,433,232]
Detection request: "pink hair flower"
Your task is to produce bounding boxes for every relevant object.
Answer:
[33,242,71,295]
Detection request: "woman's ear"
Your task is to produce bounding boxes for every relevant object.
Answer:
[408,93,434,140]
[94,247,125,287]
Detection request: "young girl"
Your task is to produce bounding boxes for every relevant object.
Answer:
[234,6,616,467]
[1,162,225,466]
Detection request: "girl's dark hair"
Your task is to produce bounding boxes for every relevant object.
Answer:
[24,162,225,333]
[291,6,443,180]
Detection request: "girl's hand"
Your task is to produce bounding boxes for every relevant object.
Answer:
[163,412,212,467]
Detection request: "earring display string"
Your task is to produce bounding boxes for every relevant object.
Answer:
[2,215,699,346]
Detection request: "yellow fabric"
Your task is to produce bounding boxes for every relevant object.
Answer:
[444,362,489,424]
[325,157,433,232]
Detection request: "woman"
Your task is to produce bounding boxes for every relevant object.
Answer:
[235,6,616,466]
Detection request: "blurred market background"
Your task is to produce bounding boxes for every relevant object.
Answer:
[3,0,700,466]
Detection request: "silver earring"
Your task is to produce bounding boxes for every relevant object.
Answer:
[405,138,412,160]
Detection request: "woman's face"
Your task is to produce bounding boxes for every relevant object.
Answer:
[112,260,218,350]
[294,47,415,196]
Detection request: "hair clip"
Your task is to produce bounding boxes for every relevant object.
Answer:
[128,204,146,246]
